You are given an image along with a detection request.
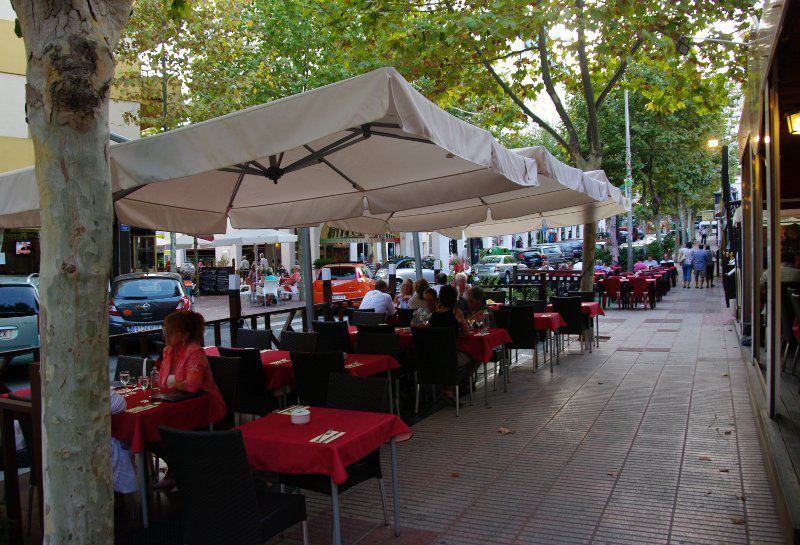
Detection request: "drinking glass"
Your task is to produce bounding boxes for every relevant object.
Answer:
[119,371,130,389]
[138,375,150,392]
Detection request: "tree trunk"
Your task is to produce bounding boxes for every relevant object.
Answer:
[11,1,133,542]
[656,213,663,244]
[574,154,600,291]
[610,215,619,266]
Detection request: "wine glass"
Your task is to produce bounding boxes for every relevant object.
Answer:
[119,371,130,391]
[138,375,150,392]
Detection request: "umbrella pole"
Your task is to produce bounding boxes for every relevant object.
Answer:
[412,232,423,280]
[299,227,315,331]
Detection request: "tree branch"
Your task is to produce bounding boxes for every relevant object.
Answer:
[595,36,645,110]
[536,26,580,150]
[575,0,601,161]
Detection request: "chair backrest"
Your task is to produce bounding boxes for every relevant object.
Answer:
[356,324,395,334]
[508,305,538,345]
[235,328,271,350]
[395,308,415,327]
[159,427,262,545]
[312,320,351,352]
[629,276,647,295]
[356,331,399,360]
[484,290,506,305]
[604,276,622,296]
[551,296,583,333]
[351,310,387,326]
[290,351,345,406]
[493,307,511,332]
[326,374,391,413]
[114,355,154,381]
[217,347,271,415]
[512,300,547,312]
[410,327,460,385]
[567,290,596,303]
[207,356,240,430]
[262,279,279,295]
[278,331,318,352]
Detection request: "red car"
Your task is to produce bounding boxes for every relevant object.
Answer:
[312,263,376,304]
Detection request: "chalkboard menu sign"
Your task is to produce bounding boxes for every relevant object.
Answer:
[199,267,234,295]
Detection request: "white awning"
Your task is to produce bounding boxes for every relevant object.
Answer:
[206,228,297,247]
[0,67,540,234]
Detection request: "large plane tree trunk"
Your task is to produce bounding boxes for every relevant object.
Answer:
[11,1,133,542]
[575,155,601,291]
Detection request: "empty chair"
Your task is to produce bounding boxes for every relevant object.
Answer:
[217,347,274,416]
[289,351,345,406]
[512,300,547,312]
[312,320,351,352]
[235,328,271,350]
[350,310,387,327]
[356,331,399,360]
[551,296,589,354]
[208,356,240,430]
[278,331,318,352]
[395,308,415,327]
[484,290,507,305]
[356,324,395,334]
[159,427,308,545]
[628,276,651,309]
[601,276,623,308]
[506,305,545,372]
[114,355,154,381]
[411,327,474,417]
[567,290,596,303]
[280,374,391,527]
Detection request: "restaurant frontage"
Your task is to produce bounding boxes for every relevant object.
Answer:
[736,0,800,539]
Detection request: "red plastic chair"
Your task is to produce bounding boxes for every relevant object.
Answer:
[602,276,623,308]
[629,276,650,309]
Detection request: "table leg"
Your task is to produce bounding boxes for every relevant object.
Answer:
[331,479,342,545]
[533,336,538,372]
[556,333,560,366]
[503,348,508,393]
[596,315,600,348]
[391,438,401,537]
[387,370,395,415]
[137,452,149,528]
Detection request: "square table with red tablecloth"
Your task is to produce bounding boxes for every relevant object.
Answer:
[204,347,400,391]
[238,407,411,545]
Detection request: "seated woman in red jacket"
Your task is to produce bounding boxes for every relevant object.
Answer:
[158,310,226,420]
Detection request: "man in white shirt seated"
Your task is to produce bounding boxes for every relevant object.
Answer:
[643,254,660,268]
[359,279,397,315]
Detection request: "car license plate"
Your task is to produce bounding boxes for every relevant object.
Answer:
[127,325,162,333]
[332,294,346,301]
[0,328,17,340]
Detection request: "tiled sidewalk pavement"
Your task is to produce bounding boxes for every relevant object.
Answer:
[272,285,785,545]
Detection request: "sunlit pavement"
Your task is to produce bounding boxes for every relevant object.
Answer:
[272,284,785,545]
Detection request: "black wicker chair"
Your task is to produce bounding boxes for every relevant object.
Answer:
[235,328,271,350]
[159,427,308,545]
[207,356,240,430]
[567,290,596,303]
[395,308,415,327]
[279,374,391,526]
[411,327,473,416]
[289,351,345,406]
[312,320,351,352]
[278,331,318,352]
[217,347,274,417]
[350,310,387,326]
[551,296,589,354]
[115,355,155,381]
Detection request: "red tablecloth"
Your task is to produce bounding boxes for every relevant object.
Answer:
[547,301,605,318]
[534,312,567,331]
[238,407,411,484]
[456,328,511,364]
[111,388,218,453]
[205,347,400,390]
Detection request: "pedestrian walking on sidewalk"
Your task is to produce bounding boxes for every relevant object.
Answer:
[679,242,694,288]
[700,225,708,245]
[692,243,707,289]
[705,245,715,288]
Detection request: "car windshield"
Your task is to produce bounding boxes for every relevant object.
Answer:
[0,286,39,317]
[480,256,502,264]
[114,279,180,299]
[542,247,560,255]
[327,267,357,280]
[520,251,540,259]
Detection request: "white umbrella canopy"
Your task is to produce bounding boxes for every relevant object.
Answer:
[0,67,540,233]
[326,146,628,237]
[206,228,297,247]
[155,233,212,250]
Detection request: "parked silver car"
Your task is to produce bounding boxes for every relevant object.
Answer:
[473,255,521,284]
[0,276,40,353]
[375,257,436,285]
[532,244,566,266]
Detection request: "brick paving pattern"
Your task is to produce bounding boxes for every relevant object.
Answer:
[272,285,785,545]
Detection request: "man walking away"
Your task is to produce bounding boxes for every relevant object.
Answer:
[705,245,715,288]
[692,243,707,289]
[700,224,708,245]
